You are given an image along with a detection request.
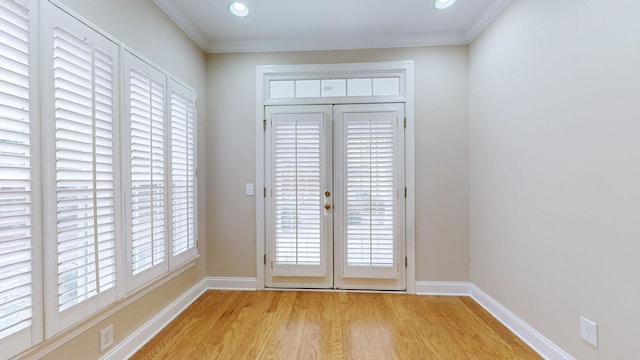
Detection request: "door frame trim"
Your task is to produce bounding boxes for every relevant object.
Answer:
[256,61,416,293]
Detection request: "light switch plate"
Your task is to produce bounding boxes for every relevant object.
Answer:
[245,183,254,196]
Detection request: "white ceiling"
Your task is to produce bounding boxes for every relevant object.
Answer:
[154,0,511,53]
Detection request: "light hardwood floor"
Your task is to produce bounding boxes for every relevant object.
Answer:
[130,290,541,359]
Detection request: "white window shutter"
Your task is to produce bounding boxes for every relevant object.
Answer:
[168,80,197,268]
[273,119,322,266]
[345,119,396,268]
[43,3,120,336]
[124,52,168,291]
[0,0,39,356]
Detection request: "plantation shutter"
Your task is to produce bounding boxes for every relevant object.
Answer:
[267,107,330,278]
[0,0,38,355]
[168,80,197,267]
[337,105,404,280]
[44,2,120,336]
[345,119,395,265]
[125,52,168,290]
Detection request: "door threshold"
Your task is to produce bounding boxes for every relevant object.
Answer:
[264,287,408,294]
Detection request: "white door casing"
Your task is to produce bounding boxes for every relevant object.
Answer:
[256,61,415,293]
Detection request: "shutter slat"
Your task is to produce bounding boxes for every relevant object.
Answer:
[0,26,28,56]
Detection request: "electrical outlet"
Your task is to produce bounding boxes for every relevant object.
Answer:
[580,316,598,347]
[100,324,114,352]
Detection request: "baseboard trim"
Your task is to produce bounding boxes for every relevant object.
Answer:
[206,276,257,290]
[101,278,572,360]
[469,285,574,360]
[415,281,471,296]
[100,278,208,360]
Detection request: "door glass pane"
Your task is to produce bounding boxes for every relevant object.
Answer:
[347,78,372,97]
[321,79,346,97]
[273,119,321,265]
[345,118,395,267]
[373,78,400,96]
[295,80,320,98]
[270,81,294,99]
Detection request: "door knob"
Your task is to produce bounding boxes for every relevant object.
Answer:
[324,203,332,210]
[324,190,331,197]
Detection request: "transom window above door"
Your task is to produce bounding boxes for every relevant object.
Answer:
[261,62,410,105]
[269,77,401,99]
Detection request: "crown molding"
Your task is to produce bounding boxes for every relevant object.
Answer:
[153,0,209,51]
[466,0,512,42]
[206,31,468,53]
[155,0,511,53]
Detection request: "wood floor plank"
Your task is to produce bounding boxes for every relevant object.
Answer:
[130,291,541,360]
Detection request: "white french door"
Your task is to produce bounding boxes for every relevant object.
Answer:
[265,103,405,290]
[265,105,333,288]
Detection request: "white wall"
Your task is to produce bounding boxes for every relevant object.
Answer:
[206,47,470,282]
[469,0,640,358]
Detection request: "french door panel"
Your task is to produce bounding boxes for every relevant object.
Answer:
[265,105,333,288]
[333,104,406,291]
[265,103,405,291]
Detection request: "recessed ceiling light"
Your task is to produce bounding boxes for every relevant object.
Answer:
[229,2,249,17]
[434,0,457,10]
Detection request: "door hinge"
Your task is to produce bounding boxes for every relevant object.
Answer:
[404,187,407,198]
[264,187,267,198]
[404,117,407,129]
[264,254,266,265]
[405,256,408,268]
[263,119,267,130]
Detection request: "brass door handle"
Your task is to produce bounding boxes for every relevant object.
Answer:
[324,203,332,210]
[324,190,331,197]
